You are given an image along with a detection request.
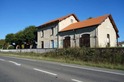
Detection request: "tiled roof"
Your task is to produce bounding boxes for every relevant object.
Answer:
[38,14,79,28]
[60,14,119,37]
[60,14,110,32]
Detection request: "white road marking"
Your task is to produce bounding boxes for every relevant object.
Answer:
[60,64,124,76]
[72,79,83,82]
[0,58,5,61]
[33,68,57,76]
[4,56,124,76]
[9,61,21,66]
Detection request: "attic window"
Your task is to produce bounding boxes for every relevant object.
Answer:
[71,19,73,23]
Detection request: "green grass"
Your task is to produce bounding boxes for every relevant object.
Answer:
[0,51,124,70]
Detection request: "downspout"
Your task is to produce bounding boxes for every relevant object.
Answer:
[73,29,76,47]
[74,30,76,48]
[95,27,97,48]
[57,24,59,49]
[117,34,119,47]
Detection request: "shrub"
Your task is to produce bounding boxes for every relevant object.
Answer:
[8,46,15,49]
[42,47,124,65]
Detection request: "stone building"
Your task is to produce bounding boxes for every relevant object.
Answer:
[37,14,119,48]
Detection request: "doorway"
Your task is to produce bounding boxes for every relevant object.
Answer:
[41,41,44,48]
[80,34,90,47]
[63,36,71,48]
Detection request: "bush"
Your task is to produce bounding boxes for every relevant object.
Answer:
[8,46,15,49]
[42,47,124,65]
[0,45,3,49]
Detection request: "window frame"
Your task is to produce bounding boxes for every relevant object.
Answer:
[51,27,54,36]
[107,34,110,47]
[70,19,73,23]
[41,30,44,37]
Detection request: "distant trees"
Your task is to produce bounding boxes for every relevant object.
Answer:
[0,39,5,49]
[5,25,37,49]
[87,17,93,19]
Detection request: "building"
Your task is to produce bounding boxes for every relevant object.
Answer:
[37,14,119,48]
[119,41,124,47]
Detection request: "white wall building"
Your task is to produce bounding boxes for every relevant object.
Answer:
[37,14,119,48]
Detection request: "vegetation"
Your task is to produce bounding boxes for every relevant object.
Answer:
[0,39,5,49]
[5,26,37,49]
[1,47,124,70]
[43,48,124,65]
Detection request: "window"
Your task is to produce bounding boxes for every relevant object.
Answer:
[70,19,73,23]
[63,36,71,48]
[51,40,54,48]
[79,34,90,47]
[107,34,110,38]
[51,27,54,36]
[41,30,44,37]
[107,34,110,47]
[41,41,44,48]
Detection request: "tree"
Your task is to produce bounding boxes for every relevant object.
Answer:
[5,33,17,49]
[0,39,5,49]
[5,25,37,49]
[87,17,93,19]
[5,33,15,45]
[15,30,24,49]
[23,26,37,48]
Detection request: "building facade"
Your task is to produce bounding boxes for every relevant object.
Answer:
[37,14,119,48]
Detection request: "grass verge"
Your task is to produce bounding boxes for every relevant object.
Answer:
[0,51,124,70]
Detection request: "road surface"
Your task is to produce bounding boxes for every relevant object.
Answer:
[0,55,124,82]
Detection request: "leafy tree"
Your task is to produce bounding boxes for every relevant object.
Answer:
[5,25,37,49]
[5,33,15,45]
[23,26,37,48]
[87,17,93,19]
[5,33,17,49]
[0,39,5,45]
[0,39,5,49]
[15,30,24,49]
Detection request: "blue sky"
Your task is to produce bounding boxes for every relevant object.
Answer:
[0,0,124,41]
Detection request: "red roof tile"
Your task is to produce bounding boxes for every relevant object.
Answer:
[60,14,119,38]
[38,14,79,28]
[60,14,110,32]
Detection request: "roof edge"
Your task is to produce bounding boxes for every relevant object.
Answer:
[37,13,79,28]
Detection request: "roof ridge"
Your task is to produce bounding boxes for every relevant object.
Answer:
[81,14,110,22]
[38,13,79,28]
[60,14,110,32]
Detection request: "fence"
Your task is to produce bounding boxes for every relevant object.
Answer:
[0,49,56,53]
[0,48,124,54]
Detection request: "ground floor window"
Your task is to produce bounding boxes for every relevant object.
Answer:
[107,34,110,47]
[51,40,54,48]
[63,36,71,48]
[79,34,90,47]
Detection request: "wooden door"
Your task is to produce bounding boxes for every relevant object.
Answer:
[80,34,90,47]
[63,36,70,48]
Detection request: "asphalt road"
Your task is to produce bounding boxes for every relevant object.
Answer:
[0,55,124,82]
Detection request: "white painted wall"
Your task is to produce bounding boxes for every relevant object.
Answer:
[59,26,96,48]
[59,16,78,31]
[97,17,117,47]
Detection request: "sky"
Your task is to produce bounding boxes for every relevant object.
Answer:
[0,0,124,42]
